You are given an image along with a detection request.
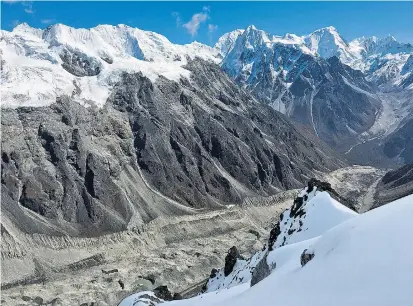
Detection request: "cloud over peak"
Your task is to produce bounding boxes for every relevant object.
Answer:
[183,12,208,36]
[174,6,214,37]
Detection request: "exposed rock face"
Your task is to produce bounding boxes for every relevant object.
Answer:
[153,285,174,301]
[251,253,271,286]
[173,293,183,300]
[224,246,242,277]
[383,115,413,164]
[268,223,281,252]
[300,249,314,267]
[60,47,102,77]
[373,163,413,208]
[1,59,344,237]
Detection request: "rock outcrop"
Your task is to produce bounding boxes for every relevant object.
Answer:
[224,246,243,277]
[300,249,315,267]
[153,285,174,301]
[251,253,271,286]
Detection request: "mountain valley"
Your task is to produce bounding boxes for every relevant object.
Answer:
[1,20,413,306]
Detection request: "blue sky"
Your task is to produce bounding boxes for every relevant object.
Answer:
[2,1,413,45]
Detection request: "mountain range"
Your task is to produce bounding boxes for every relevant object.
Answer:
[2,23,413,161]
[1,22,413,306]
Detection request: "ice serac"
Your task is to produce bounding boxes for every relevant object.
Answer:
[220,25,381,150]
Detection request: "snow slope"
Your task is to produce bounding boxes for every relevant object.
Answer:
[201,185,357,292]
[272,189,357,248]
[0,23,219,108]
[213,194,413,306]
[119,191,413,306]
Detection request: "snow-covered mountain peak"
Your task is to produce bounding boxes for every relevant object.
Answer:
[350,34,412,58]
[346,34,413,88]
[214,29,244,57]
[10,22,43,38]
[310,25,339,36]
[245,25,259,32]
[304,26,357,62]
[241,25,273,47]
[12,22,37,32]
[1,22,220,108]
[282,33,303,42]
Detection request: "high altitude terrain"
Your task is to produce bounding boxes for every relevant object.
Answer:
[1,22,413,306]
[120,185,413,306]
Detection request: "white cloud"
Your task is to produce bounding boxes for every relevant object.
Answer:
[41,19,55,25]
[10,20,20,28]
[183,12,208,36]
[172,12,181,27]
[4,1,35,14]
[22,1,34,14]
[208,24,218,34]
[175,6,216,37]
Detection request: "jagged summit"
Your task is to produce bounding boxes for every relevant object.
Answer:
[303,26,356,62]
[246,24,258,31]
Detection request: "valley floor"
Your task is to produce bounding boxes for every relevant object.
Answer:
[1,192,296,306]
[0,166,390,305]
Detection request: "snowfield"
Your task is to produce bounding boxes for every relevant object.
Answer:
[120,191,413,306]
[0,23,219,108]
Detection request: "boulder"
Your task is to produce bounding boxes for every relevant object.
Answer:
[153,285,173,301]
[251,253,271,286]
[300,249,315,267]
